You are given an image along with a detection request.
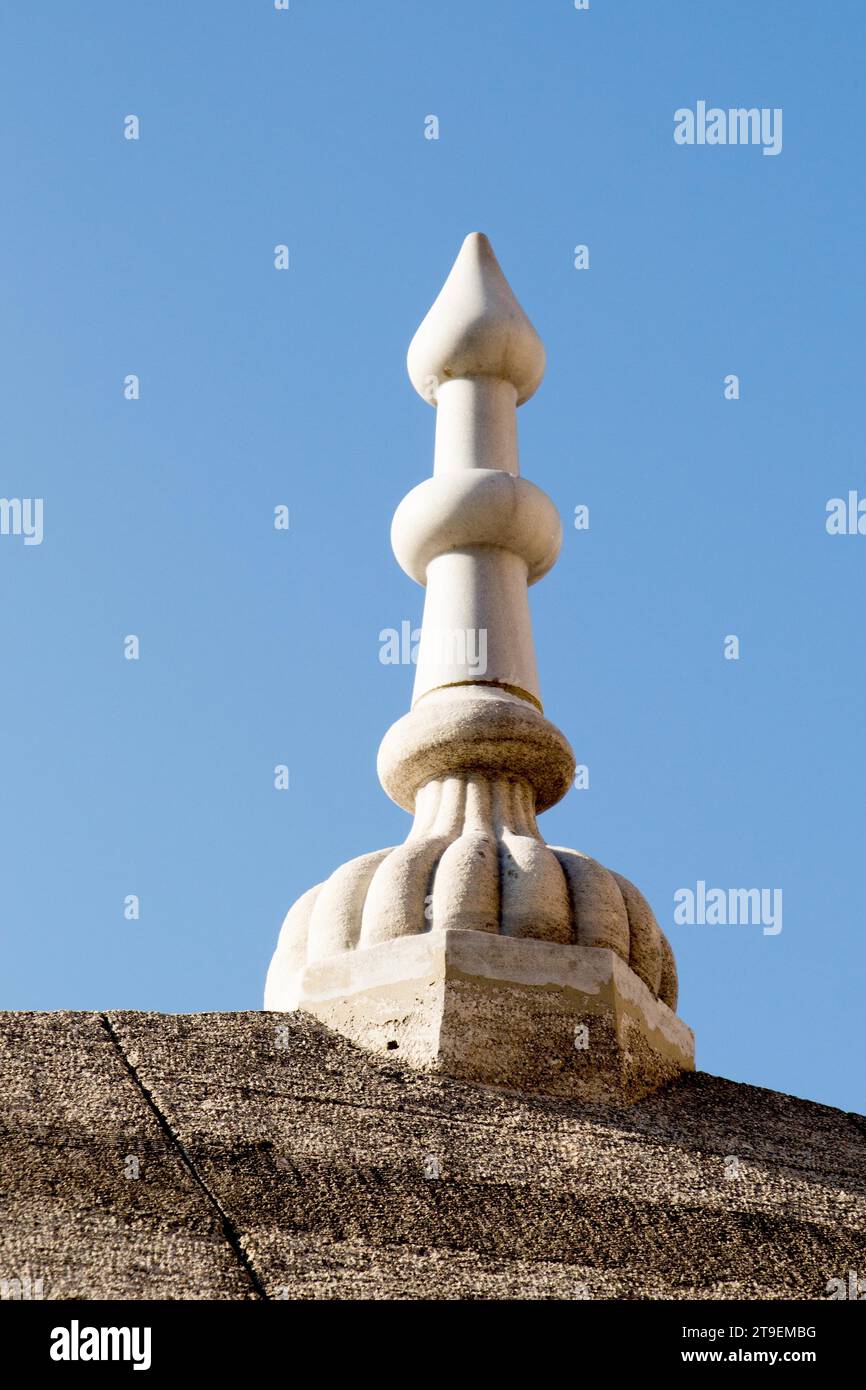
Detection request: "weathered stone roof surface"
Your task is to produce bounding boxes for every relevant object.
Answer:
[1,1010,863,1300]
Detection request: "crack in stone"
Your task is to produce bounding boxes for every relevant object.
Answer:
[99,1012,268,1300]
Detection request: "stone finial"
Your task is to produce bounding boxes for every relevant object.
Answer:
[266,234,694,1103]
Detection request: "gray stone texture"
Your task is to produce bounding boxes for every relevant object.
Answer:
[1,1010,863,1300]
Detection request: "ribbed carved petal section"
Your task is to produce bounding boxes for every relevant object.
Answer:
[359,838,444,946]
[275,821,680,1006]
[359,776,466,946]
[306,849,394,963]
[276,770,680,1006]
[611,871,663,997]
[495,781,571,941]
[658,930,679,1011]
[551,847,630,958]
[431,776,500,932]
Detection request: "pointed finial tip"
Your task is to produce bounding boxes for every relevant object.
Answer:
[461,230,492,251]
[407,233,545,406]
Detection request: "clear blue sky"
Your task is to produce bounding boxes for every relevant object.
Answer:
[1,2,863,1115]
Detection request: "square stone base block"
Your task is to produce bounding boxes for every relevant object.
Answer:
[286,931,694,1104]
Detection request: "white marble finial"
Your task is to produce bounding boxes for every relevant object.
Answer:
[265,234,693,1105]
